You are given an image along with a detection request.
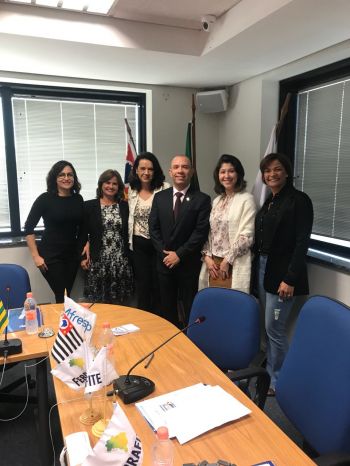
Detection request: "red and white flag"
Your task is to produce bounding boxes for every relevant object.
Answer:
[124,129,136,198]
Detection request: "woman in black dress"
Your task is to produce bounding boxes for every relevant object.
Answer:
[25,160,84,303]
[80,169,133,304]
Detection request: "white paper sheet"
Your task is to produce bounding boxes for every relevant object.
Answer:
[136,383,251,444]
[112,324,140,336]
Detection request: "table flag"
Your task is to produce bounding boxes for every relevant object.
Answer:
[83,403,143,465]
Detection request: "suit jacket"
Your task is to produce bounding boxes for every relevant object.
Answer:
[149,187,211,274]
[254,184,313,295]
[79,198,129,262]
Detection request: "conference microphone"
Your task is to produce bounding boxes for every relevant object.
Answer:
[0,287,23,357]
[112,316,206,404]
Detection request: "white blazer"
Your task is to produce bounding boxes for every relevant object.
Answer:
[128,182,170,250]
[198,191,256,293]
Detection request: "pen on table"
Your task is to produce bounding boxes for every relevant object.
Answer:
[144,352,154,368]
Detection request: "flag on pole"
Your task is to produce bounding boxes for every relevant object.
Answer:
[124,119,137,198]
[51,341,93,390]
[64,296,96,344]
[83,403,143,466]
[84,346,119,394]
[252,93,292,207]
[185,122,200,191]
[0,299,8,334]
[251,124,277,207]
[51,312,84,363]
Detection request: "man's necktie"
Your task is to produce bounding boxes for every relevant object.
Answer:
[173,192,183,220]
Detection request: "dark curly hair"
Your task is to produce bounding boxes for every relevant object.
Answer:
[46,160,81,194]
[260,153,293,186]
[96,169,125,201]
[213,154,247,194]
[129,152,165,192]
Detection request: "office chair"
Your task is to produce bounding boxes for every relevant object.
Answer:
[187,287,270,408]
[0,263,34,403]
[275,295,350,464]
[0,263,31,308]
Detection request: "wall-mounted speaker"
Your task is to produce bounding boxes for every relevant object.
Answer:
[196,90,228,113]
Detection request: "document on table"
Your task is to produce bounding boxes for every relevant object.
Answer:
[111,324,140,336]
[136,382,251,444]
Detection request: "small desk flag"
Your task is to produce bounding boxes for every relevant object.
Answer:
[0,300,9,334]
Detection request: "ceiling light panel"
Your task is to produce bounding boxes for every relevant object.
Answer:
[87,0,115,14]
[6,0,116,15]
[6,0,32,3]
[36,0,59,6]
[61,0,86,10]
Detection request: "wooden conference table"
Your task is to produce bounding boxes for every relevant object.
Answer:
[42,303,315,466]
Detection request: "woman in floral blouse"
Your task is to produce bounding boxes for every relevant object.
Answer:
[198,154,256,293]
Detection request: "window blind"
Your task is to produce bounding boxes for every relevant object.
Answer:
[295,78,350,247]
[12,96,138,229]
[0,100,10,232]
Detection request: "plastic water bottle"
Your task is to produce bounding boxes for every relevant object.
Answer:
[24,292,38,335]
[98,322,114,356]
[152,426,174,466]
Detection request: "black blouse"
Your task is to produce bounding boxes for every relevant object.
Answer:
[24,192,84,260]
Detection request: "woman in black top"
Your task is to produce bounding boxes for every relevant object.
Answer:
[80,169,133,304]
[254,153,313,394]
[25,160,84,303]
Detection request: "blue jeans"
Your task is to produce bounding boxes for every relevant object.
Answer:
[257,255,295,389]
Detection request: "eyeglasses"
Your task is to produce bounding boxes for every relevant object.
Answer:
[57,173,74,179]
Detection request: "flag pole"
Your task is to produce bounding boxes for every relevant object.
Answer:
[91,349,111,438]
[124,118,137,154]
[80,308,101,426]
[276,92,292,139]
[191,94,197,171]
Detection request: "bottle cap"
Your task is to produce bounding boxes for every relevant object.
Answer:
[26,292,33,298]
[102,322,111,329]
[156,426,169,440]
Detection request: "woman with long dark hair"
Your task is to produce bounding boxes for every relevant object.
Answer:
[199,154,256,292]
[128,152,169,312]
[80,169,133,304]
[254,152,313,394]
[25,160,84,303]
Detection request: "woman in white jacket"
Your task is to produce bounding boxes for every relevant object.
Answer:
[199,154,256,293]
[128,152,169,313]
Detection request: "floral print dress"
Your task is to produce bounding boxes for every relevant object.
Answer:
[84,204,134,304]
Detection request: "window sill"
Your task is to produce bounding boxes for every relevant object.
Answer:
[0,236,27,248]
[308,248,350,274]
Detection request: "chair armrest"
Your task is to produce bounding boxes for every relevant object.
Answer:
[227,366,270,409]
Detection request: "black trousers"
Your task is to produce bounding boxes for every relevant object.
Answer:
[41,258,79,303]
[157,259,201,328]
[132,235,161,314]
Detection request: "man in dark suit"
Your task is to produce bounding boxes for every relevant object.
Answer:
[149,155,211,327]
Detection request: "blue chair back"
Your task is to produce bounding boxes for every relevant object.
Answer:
[0,263,31,309]
[276,295,350,455]
[187,288,260,371]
